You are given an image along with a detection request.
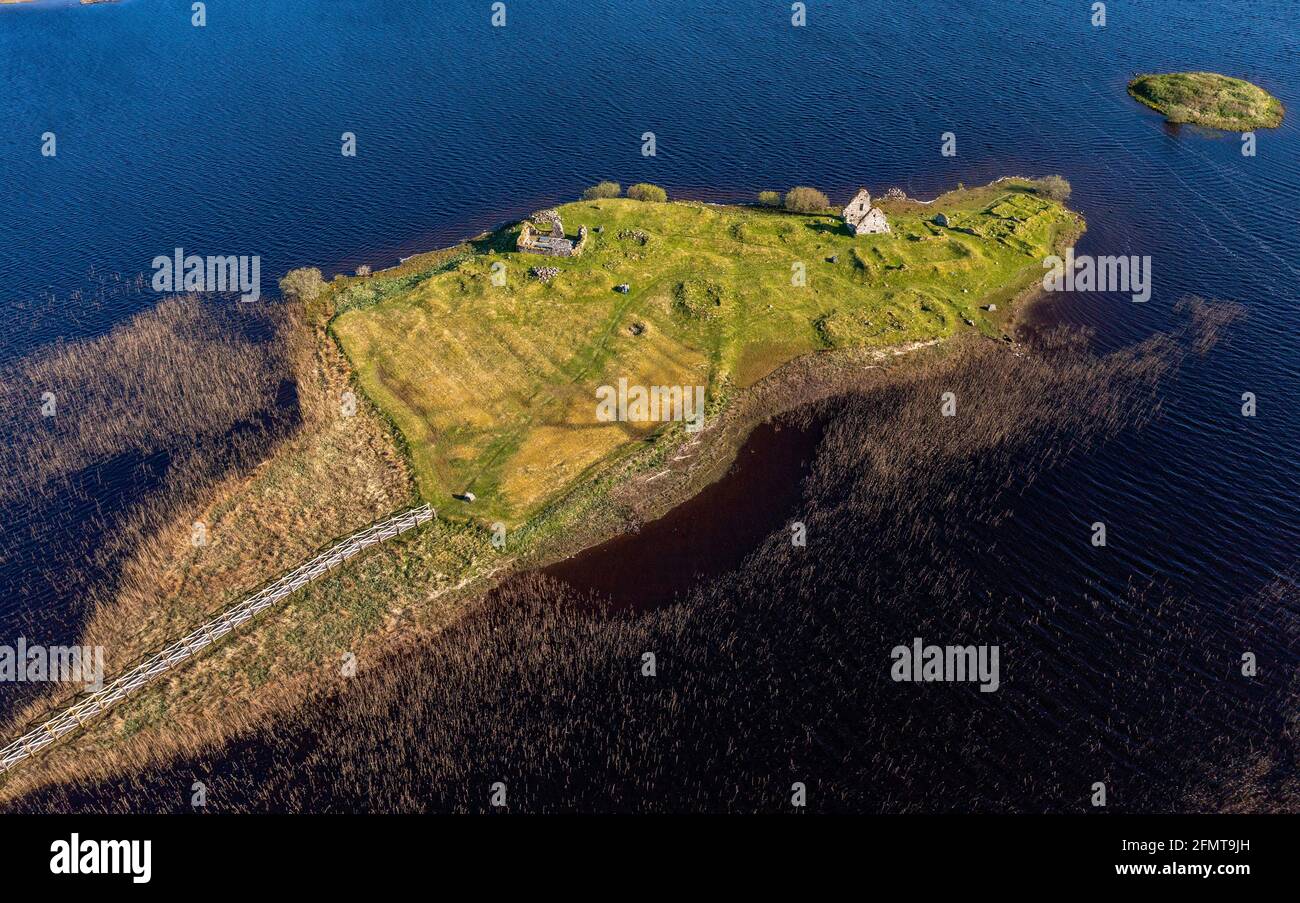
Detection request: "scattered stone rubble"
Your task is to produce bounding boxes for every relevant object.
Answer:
[617,228,649,245]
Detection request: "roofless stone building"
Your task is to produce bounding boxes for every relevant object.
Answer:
[842,188,891,235]
[517,209,590,257]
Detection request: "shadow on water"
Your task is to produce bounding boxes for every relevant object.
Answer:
[0,377,301,723]
[541,416,825,613]
[17,324,1297,814]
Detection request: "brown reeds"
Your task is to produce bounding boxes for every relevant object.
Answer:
[0,297,302,706]
[9,305,1290,814]
[0,292,412,740]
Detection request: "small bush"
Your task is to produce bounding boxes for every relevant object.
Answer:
[1034,175,1072,202]
[757,191,782,207]
[581,181,621,200]
[783,186,830,213]
[627,183,668,203]
[279,267,325,302]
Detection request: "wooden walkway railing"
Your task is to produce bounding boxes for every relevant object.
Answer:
[0,504,435,775]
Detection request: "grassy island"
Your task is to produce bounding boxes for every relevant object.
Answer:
[1127,72,1284,130]
[330,179,1080,525]
[0,177,1081,799]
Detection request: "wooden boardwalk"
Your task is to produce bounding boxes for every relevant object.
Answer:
[0,504,435,775]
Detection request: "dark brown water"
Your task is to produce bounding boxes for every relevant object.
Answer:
[543,417,823,611]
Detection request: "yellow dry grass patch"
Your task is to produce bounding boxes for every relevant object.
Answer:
[501,424,628,509]
[333,184,1080,525]
[498,325,708,511]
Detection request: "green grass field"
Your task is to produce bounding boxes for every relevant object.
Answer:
[1127,72,1284,130]
[331,179,1080,524]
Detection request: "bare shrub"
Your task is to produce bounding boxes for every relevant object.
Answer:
[627,183,668,202]
[581,181,621,200]
[1033,175,1072,201]
[783,186,830,213]
[279,267,325,302]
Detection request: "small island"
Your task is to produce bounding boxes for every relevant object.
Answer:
[1127,71,1283,130]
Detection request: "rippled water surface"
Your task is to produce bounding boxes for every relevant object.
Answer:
[1,0,1296,631]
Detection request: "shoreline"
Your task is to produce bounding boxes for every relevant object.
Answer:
[330,177,1081,526]
[505,181,1084,568]
[1126,71,1285,131]
[0,333,981,803]
[0,177,1083,800]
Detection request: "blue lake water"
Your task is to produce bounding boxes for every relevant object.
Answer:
[0,0,1296,644]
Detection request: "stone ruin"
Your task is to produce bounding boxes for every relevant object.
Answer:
[517,208,590,257]
[534,208,565,237]
[842,188,891,235]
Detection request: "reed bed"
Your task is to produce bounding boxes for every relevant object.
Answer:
[11,305,1290,814]
[0,292,414,754]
